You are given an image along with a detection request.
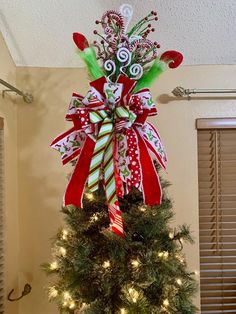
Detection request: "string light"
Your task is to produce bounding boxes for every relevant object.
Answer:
[62,292,76,309]
[158,251,169,260]
[86,193,94,201]
[128,287,139,303]
[90,213,99,223]
[179,257,184,264]
[194,270,199,276]
[175,254,185,264]
[50,261,58,270]
[103,260,111,269]
[131,259,140,268]
[120,308,126,314]
[163,299,169,307]
[63,291,71,300]
[59,247,67,257]
[63,301,68,307]
[169,232,174,239]
[62,229,68,240]
[176,278,182,286]
[69,301,76,309]
[48,286,58,298]
[139,206,146,212]
[163,252,169,259]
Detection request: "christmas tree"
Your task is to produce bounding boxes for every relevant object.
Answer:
[43,5,197,313]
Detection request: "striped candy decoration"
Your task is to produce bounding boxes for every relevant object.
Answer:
[108,201,124,237]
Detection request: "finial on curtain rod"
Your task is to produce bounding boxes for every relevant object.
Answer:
[172,86,236,97]
[0,78,33,103]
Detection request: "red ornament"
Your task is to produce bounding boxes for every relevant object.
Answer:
[73,33,89,51]
[160,50,183,68]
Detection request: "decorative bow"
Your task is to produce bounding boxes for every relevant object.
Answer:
[51,75,167,236]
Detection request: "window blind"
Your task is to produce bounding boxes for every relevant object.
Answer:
[0,118,3,314]
[197,118,236,314]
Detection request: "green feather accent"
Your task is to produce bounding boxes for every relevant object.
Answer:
[78,47,104,80]
[133,59,167,93]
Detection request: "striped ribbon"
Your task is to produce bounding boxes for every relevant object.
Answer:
[88,106,135,198]
[87,106,136,235]
[103,129,116,204]
[88,115,113,194]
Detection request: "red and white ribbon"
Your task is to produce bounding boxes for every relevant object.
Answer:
[51,75,167,237]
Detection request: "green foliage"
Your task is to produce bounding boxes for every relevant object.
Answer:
[78,47,105,80]
[43,176,198,313]
[133,60,167,93]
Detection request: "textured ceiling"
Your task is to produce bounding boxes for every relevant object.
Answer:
[0,0,236,67]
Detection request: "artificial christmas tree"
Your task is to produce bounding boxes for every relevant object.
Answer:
[43,4,197,313]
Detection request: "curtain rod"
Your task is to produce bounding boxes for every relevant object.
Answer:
[172,86,236,97]
[0,78,33,103]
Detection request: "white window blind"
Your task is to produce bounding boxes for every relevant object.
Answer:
[0,118,3,314]
[197,118,236,314]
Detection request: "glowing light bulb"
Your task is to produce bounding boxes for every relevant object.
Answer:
[194,270,199,276]
[169,232,174,239]
[180,237,183,243]
[103,260,111,269]
[176,278,182,286]
[120,308,126,314]
[86,193,94,201]
[50,261,58,270]
[62,229,68,240]
[163,299,169,307]
[128,287,139,303]
[139,206,146,212]
[175,254,185,264]
[63,301,68,307]
[48,286,58,298]
[59,247,67,257]
[163,251,169,259]
[158,251,169,259]
[131,259,140,268]
[69,301,76,309]
[90,213,99,223]
[63,291,71,300]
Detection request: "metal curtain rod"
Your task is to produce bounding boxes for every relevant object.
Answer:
[172,86,236,97]
[0,78,33,103]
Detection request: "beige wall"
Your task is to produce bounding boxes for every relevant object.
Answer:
[16,67,89,314]
[15,64,236,314]
[0,33,19,314]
